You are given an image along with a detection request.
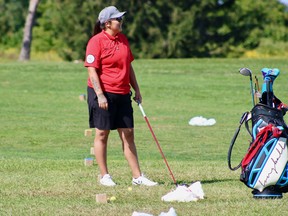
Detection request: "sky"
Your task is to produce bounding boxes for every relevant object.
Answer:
[279,0,288,5]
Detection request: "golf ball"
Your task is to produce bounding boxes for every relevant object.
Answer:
[110,196,116,201]
[128,187,132,191]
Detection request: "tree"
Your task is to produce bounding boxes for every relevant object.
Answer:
[166,0,288,58]
[0,0,29,48]
[8,0,288,60]
[33,0,103,61]
[19,0,40,61]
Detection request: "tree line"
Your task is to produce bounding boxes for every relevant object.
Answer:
[1,0,288,61]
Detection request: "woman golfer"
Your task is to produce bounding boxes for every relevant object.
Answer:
[84,6,158,187]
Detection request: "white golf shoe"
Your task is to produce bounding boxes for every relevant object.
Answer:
[132,174,158,186]
[100,174,116,186]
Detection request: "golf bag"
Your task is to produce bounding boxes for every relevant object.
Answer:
[228,68,288,198]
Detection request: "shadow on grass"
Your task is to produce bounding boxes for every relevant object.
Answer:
[156,178,238,186]
[173,178,238,186]
[201,178,239,184]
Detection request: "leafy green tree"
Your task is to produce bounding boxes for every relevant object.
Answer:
[0,0,29,48]
[166,0,288,57]
[32,0,102,61]
[123,1,168,58]
[1,0,288,60]
[224,0,288,57]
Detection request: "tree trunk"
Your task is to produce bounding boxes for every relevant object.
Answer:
[18,0,40,61]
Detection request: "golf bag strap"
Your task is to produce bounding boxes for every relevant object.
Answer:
[245,115,253,138]
[231,112,250,145]
[228,112,249,171]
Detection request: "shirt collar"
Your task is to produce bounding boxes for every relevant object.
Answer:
[102,30,119,40]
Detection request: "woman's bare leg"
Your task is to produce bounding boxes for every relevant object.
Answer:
[94,129,110,176]
[117,128,141,178]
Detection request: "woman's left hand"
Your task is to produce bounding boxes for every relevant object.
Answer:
[133,91,142,104]
[98,93,108,110]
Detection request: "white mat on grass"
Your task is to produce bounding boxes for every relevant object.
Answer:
[161,181,205,202]
[189,116,216,126]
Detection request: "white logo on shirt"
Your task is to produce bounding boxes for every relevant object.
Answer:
[86,54,95,63]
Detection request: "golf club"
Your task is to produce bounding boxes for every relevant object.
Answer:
[261,68,280,108]
[266,78,273,107]
[255,75,260,92]
[239,68,255,107]
[254,75,260,104]
[136,102,177,185]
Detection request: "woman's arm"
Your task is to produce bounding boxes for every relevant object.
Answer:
[87,67,108,110]
[130,64,142,103]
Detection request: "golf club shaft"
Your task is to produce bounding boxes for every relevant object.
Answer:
[249,76,255,107]
[255,76,260,92]
[254,76,260,104]
[138,103,177,185]
[266,79,273,107]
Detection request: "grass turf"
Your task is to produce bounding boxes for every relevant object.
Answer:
[1,58,288,215]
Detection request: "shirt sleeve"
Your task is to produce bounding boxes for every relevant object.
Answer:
[84,36,101,68]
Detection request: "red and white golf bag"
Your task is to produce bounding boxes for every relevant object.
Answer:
[228,68,288,198]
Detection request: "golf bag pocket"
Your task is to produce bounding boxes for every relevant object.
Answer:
[240,136,287,192]
[240,104,288,192]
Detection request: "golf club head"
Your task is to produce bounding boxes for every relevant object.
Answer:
[239,68,252,77]
[239,67,255,106]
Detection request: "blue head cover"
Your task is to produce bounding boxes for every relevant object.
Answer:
[261,68,280,82]
[261,68,280,93]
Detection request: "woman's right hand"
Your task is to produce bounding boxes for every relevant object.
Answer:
[97,93,108,110]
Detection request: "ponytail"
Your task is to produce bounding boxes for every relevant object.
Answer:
[93,19,104,36]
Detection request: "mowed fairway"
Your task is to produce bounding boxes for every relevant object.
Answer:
[1,58,288,215]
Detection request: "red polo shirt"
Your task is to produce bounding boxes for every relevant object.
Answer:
[84,30,134,94]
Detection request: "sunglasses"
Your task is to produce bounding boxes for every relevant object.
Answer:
[113,17,123,22]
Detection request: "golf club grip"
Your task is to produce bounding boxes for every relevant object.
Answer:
[138,103,146,117]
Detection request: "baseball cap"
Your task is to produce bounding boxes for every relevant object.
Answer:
[98,6,126,24]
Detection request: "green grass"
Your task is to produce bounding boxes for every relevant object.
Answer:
[1,58,288,215]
